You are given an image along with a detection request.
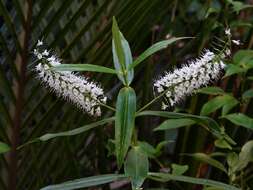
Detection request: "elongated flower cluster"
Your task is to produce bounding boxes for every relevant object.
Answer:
[154,50,226,109]
[33,40,107,116]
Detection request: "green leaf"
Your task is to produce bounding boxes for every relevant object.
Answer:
[137,111,235,145]
[183,153,227,173]
[247,76,253,80]
[233,50,253,64]
[225,0,253,13]
[227,152,239,175]
[196,87,225,95]
[112,17,134,85]
[138,140,173,159]
[224,64,246,77]
[138,141,157,158]
[203,187,226,190]
[230,20,253,28]
[200,95,238,116]
[171,164,189,175]
[40,117,114,141]
[53,64,117,74]
[221,97,239,116]
[19,117,115,148]
[115,87,136,168]
[0,142,10,154]
[222,113,253,130]
[148,172,239,190]
[124,146,149,189]
[215,139,232,150]
[40,174,126,190]
[155,141,173,155]
[154,118,196,131]
[129,37,191,69]
[242,89,253,100]
[227,152,238,169]
[235,140,253,171]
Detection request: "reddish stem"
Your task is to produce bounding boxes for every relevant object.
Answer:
[8,1,32,190]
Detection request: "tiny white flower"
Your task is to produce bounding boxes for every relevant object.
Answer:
[42,50,49,56]
[47,56,56,62]
[37,40,43,46]
[225,28,231,36]
[225,49,231,56]
[157,86,164,93]
[95,107,101,116]
[37,54,43,60]
[161,102,168,110]
[232,40,240,45]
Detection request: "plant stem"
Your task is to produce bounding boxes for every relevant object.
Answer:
[137,90,167,113]
[8,1,32,190]
[99,102,116,112]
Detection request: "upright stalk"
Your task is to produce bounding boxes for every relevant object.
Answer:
[8,1,32,190]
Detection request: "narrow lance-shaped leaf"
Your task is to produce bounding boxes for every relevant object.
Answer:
[183,153,227,173]
[148,172,239,190]
[138,111,221,134]
[200,95,238,116]
[129,37,191,69]
[19,117,115,149]
[137,111,236,145]
[124,146,149,189]
[112,17,134,85]
[154,118,196,131]
[222,113,253,130]
[53,64,117,74]
[40,174,126,190]
[115,87,136,168]
[196,87,225,95]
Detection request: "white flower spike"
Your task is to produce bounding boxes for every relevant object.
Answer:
[154,50,226,108]
[33,41,107,116]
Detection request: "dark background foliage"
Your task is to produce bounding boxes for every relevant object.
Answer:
[0,0,252,189]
